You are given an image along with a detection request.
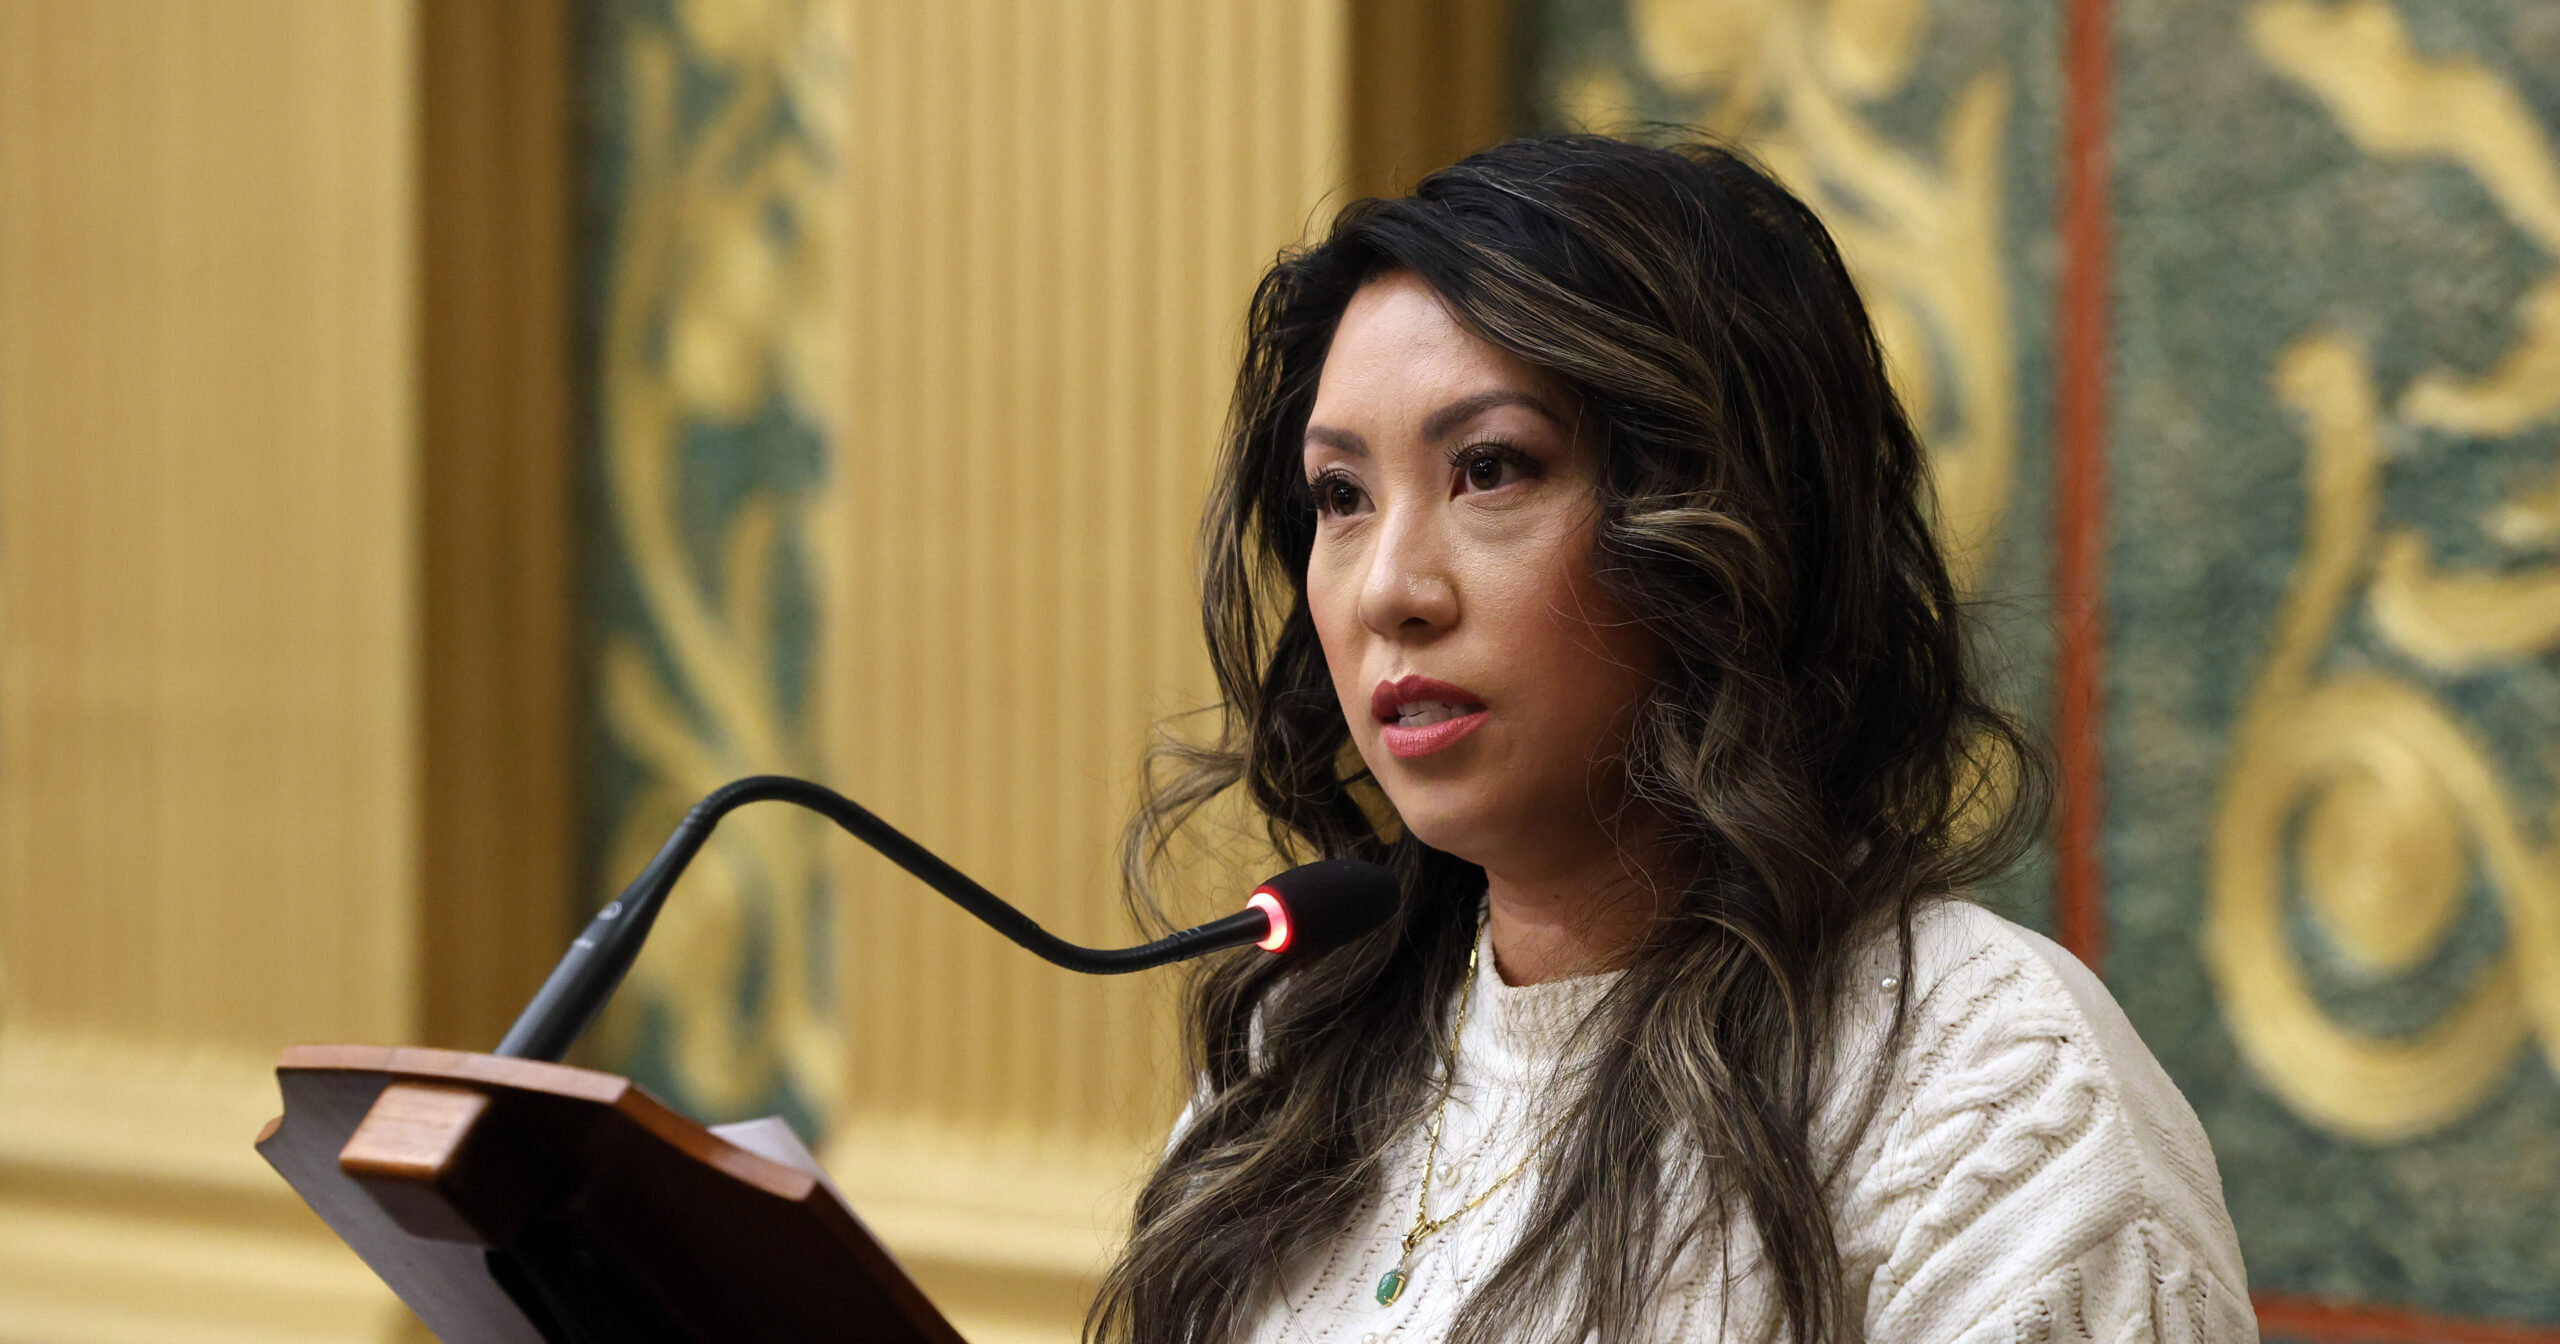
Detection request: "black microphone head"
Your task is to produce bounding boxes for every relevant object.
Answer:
[1246,859,1397,960]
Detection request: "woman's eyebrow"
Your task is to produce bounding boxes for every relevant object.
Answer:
[1421,389,1563,442]
[1304,391,1561,456]
[1304,424,1368,456]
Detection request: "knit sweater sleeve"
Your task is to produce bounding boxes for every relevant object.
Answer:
[1836,905,2257,1344]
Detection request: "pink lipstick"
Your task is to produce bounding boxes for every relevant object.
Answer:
[1371,675,1489,759]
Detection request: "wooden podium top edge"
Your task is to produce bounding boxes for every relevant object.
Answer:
[279,1044,628,1102]
[272,1044,818,1203]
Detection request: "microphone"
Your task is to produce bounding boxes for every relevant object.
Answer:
[495,774,1395,1062]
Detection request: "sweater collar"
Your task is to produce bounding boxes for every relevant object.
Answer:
[1454,904,1624,1085]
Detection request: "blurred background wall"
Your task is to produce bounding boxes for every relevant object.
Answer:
[0,1,2552,1343]
[0,2,570,1339]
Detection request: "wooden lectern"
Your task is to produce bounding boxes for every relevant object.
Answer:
[250,777,1390,1339]
[258,1044,966,1343]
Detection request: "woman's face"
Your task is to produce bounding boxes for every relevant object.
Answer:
[1302,271,1659,882]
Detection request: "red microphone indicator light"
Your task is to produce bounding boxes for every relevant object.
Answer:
[1247,890,1291,952]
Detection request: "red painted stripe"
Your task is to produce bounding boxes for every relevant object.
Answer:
[2053,0,2113,972]
[2257,1294,2560,1344]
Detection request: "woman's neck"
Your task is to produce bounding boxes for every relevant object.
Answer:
[1481,842,1673,985]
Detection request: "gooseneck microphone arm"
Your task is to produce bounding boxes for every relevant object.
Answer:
[495,775,1276,1063]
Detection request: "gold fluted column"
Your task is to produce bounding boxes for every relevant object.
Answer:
[417,0,579,1057]
[820,3,1352,1339]
[1350,0,1513,198]
[0,2,572,1340]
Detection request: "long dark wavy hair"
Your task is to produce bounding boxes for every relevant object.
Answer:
[1088,135,2047,1344]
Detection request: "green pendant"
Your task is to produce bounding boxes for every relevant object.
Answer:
[1376,1266,1407,1307]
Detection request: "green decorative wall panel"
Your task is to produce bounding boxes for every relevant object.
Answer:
[2111,0,2560,1322]
[577,0,850,1136]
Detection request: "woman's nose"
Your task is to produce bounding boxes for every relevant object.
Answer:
[1356,507,1459,636]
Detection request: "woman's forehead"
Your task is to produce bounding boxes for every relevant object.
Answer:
[1310,274,1574,436]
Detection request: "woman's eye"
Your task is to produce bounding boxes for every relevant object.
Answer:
[1455,447,1530,494]
[1311,474,1367,518]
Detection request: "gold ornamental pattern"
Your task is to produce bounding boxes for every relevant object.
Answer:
[2209,0,2560,1143]
[591,0,852,1123]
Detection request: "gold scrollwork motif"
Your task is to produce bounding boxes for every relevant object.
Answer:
[1611,0,2016,588]
[2210,0,2560,1143]
[595,0,851,1120]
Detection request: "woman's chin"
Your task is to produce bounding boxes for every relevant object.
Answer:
[1386,802,1513,870]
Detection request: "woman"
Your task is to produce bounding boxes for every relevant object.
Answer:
[1093,137,2252,1344]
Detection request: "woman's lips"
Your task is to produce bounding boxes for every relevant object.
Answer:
[1380,712,1488,758]
[1372,675,1489,760]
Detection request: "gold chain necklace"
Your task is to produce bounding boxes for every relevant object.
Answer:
[1374,923,1557,1309]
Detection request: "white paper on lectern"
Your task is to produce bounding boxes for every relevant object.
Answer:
[708,1115,849,1208]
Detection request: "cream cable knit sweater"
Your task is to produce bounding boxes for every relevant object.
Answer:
[1224,900,2255,1343]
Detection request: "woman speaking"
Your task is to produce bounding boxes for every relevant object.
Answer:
[1089,136,2252,1344]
